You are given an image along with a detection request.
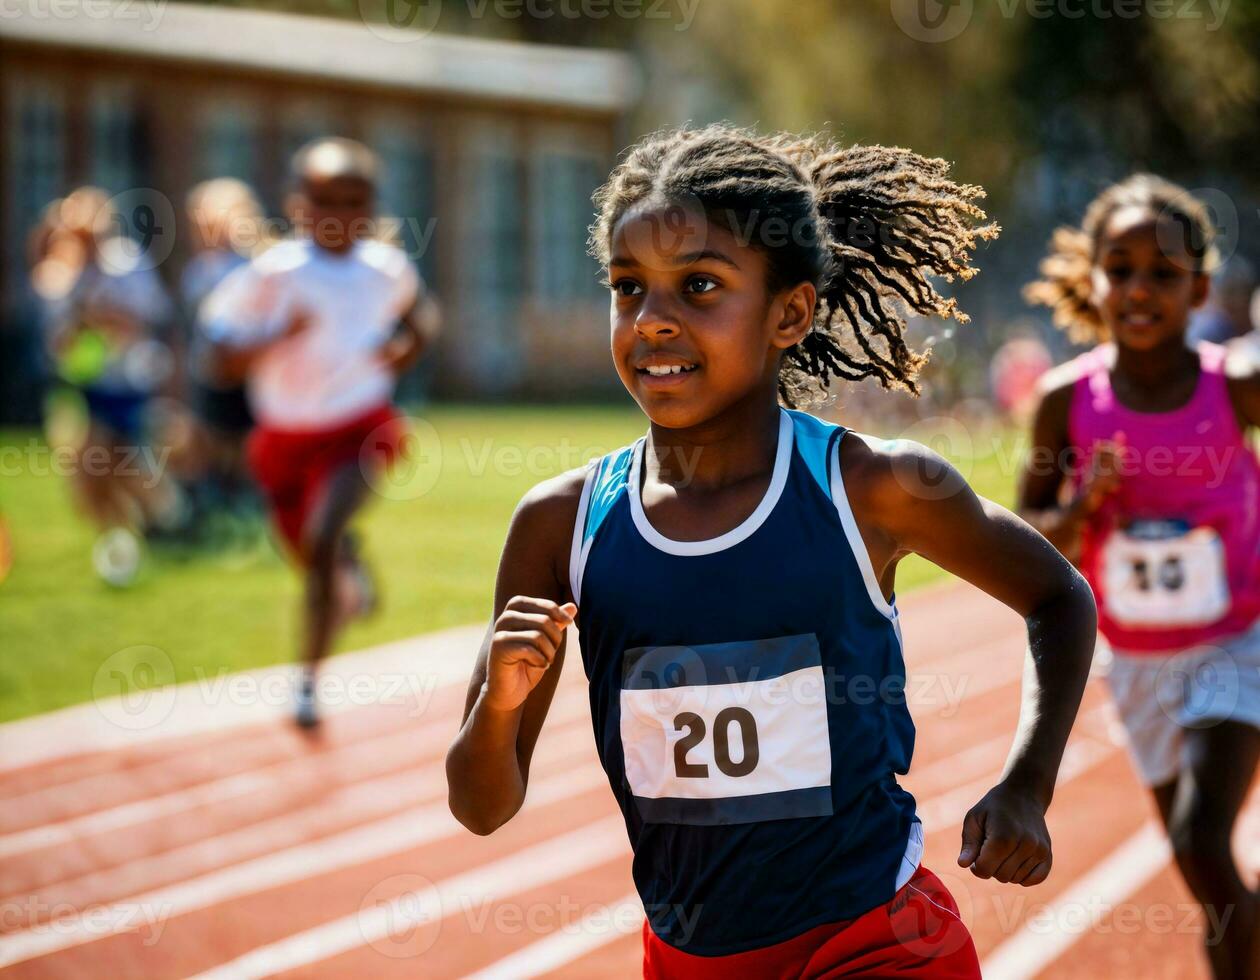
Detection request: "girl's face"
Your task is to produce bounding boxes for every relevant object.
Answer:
[606,201,814,429]
[1091,204,1209,351]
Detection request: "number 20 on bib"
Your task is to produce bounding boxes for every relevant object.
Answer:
[619,634,834,826]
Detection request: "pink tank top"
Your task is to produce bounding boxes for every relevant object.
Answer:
[1069,342,1260,652]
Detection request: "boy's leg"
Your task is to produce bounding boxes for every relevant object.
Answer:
[1160,721,1260,980]
[299,461,373,671]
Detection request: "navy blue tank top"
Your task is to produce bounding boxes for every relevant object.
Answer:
[569,409,923,956]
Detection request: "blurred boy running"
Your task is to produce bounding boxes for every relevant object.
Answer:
[204,137,439,728]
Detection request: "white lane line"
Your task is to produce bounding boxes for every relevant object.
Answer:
[0,687,591,861]
[0,712,596,918]
[917,734,1118,832]
[0,624,487,774]
[980,822,1169,980]
[462,891,643,980]
[181,720,1119,978]
[0,587,1011,779]
[0,758,612,969]
[186,817,631,980]
[907,704,1113,803]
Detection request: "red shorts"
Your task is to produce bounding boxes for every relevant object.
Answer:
[642,865,981,979]
[246,404,406,561]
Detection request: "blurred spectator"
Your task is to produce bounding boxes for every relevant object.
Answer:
[171,179,273,523]
[1188,256,1256,345]
[990,333,1052,424]
[30,187,180,585]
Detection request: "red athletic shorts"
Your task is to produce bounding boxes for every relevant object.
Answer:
[642,865,981,979]
[246,404,406,561]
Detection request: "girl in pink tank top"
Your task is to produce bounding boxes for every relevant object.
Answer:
[1069,340,1260,652]
[1018,175,1260,980]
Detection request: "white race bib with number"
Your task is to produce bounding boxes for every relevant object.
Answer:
[1101,523,1230,629]
[619,634,833,826]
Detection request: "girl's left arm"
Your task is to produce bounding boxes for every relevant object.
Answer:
[843,433,1097,886]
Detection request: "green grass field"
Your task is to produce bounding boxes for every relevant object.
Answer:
[0,406,1020,723]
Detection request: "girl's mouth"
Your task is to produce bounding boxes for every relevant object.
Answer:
[636,362,700,388]
[639,363,698,377]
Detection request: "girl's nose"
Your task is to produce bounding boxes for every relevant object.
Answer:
[635,295,682,339]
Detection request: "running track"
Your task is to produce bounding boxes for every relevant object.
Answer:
[1,583,1256,979]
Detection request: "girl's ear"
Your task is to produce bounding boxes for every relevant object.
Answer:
[771,281,817,350]
[1190,270,1210,310]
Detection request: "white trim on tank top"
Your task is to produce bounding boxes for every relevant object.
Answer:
[829,432,898,621]
[628,409,794,557]
[568,461,598,604]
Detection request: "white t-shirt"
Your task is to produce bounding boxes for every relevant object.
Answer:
[202,239,420,430]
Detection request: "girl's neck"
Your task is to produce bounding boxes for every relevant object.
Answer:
[1112,334,1197,390]
[646,389,782,494]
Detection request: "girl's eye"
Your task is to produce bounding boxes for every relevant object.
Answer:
[607,279,642,297]
[1105,265,1132,280]
[685,276,718,294]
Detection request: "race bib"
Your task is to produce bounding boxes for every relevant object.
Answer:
[619,633,833,826]
[1101,520,1230,629]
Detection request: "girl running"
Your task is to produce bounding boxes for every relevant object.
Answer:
[447,125,1097,977]
[1021,175,1260,980]
[204,138,439,728]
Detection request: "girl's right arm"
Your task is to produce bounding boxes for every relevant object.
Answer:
[445,470,585,836]
[1017,373,1119,559]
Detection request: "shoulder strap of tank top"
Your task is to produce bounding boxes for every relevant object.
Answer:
[568,441,638,603]
[1194,340,1239,419]
[827,429,898,622]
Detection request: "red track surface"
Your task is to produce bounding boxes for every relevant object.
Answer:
[1,583,1256,979]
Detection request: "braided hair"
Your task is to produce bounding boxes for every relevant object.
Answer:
[1024,174,1217,344]
[589,124,998,408]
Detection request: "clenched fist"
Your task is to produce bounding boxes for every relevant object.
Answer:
[484,597,577,712]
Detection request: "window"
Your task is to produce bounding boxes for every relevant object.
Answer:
[531,151,602,300]
[372,124,435,282]
[5,79,64,309]
[89,86,144,195]
[200,103,259,184]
